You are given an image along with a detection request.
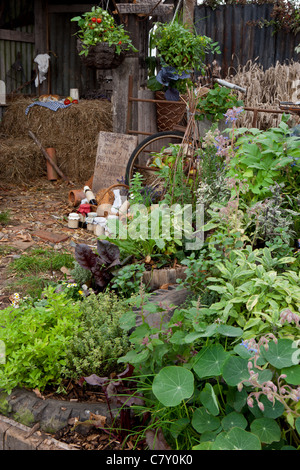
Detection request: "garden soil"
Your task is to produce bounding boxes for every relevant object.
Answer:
[0,178,188,450]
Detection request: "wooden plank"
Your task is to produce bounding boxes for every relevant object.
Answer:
[48,4,96,14]
[34,0,48,94]
[92,132,138,194]
[116,3,173,15]
[0,29,35,43]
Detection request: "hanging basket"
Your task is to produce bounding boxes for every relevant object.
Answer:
[155,91,187,132]
[77,39,126,70]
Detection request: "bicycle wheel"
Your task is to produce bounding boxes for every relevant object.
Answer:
[125,130,185,186]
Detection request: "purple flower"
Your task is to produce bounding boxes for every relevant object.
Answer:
[223,106,244,123]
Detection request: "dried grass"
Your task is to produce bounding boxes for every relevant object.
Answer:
[225,59,300,129]
[0,97,112,183]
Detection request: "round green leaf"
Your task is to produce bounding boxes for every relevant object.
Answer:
[222,356,249,386]
[262,339,296,369]
[248,395,285,419]
[192,407,220,433]
[223,356,272,386]
[193,344,230,378]
[295,417,300,435]
[218,324,243,337]
[152,366,194,407]
[199,383,219,416]
[281,365,300,385]
[212,427,261,450]
[250,418,281,444]
[221,412,248,431]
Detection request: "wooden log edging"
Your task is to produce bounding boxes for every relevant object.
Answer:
[0,414,76,450]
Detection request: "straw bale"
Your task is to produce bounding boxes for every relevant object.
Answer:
[0,97,112,183]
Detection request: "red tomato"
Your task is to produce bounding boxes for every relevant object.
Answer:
[91,17,96,22]
[118,41,122,45]
[97,18,102,23]
[72,99,78,104]
[64,99,70,105]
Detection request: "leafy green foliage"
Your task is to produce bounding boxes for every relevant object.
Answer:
[111,263,147,298]
[196,85,244,122]
[150,20,220,75]
[71,6,137,56]
[0,286,82,393]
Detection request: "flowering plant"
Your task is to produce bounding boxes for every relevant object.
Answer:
[71,6,137,56]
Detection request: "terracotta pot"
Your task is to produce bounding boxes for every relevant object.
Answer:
[155,91,187,132]
[46,148,58,181]
[68,189,86,207]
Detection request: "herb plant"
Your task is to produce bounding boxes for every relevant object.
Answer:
[0,286,82,393]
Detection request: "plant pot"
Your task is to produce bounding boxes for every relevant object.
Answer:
[155,91,187,132]
[46,148,58,181]
[77,39,126,70]
[68,189,86,207]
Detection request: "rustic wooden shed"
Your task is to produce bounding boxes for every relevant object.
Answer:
[0,0,178,135]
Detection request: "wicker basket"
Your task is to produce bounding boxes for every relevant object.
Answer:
[155,91,187,132]
[77,40,126,70]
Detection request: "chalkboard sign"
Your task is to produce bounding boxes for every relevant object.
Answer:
[92,131,138,194]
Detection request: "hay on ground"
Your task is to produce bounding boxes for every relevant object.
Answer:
[0,97,112,183]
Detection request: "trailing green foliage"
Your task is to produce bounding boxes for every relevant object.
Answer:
[0,286,82,393]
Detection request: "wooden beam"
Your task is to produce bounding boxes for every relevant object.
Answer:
[34,0,49,94]
[48,4,96,14]
[116,3,173,15]
[0,29,35,43]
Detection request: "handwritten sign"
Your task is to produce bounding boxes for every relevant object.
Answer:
[92,131,138,194]
[116,3,173,15]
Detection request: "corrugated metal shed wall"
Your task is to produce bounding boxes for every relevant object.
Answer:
[0,0,35,94]
[0,1,98,97]
[48,11,97,97]
[195,4,300,75]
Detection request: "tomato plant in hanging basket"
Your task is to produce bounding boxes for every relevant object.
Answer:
[71,6,137,69]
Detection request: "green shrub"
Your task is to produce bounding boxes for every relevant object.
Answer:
[63,291,133,379]
[0,286,82,393]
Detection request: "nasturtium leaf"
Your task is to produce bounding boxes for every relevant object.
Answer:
[193,344,230,378]
[217,324,243,337]
[211,427,261,450]
[295,417,300,435]
[192,442,212,450]
[226,387,248,412]
[117,348,149,364]
[281,365,300,385]
[222,356,272,386]
[250,418,281,444]
[221,412,248,431]
[199,383,219,416]
[191,407,220,433]
[222,356,250,386]
[248,395,284,419]
[261,338,297,369]
[152,366,194,407]
[169,418,190,439]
